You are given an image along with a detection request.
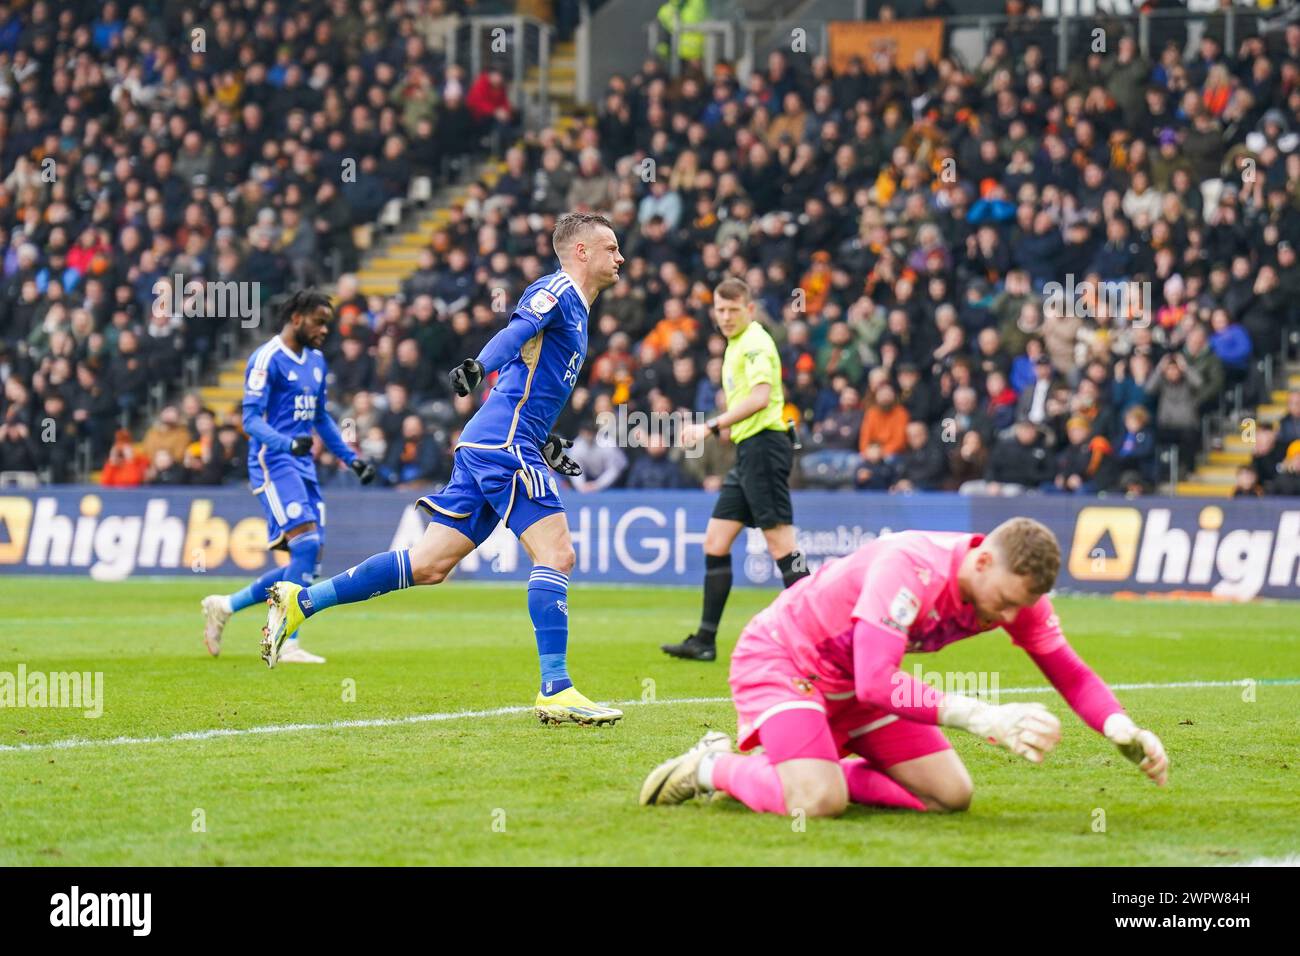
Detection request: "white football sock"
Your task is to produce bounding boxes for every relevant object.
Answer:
[697,752,720,792]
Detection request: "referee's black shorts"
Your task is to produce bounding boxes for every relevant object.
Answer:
[711,427,794,529]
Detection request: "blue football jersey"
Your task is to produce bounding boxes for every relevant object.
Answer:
[244,335,332,483]
[457,270,589,450]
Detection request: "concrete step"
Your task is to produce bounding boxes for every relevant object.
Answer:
[528,62,576,79]
[358,278,402,296]
[373,247,425,261]
[1186,464,1239,482]
[200,386,244,412]
[359,261,419,276]
[526,71,576,88]
[414,214,453,231]
[524,80,577,97]
[1175,481,1235,497]
[1207,450,1251,466]
[357,268,405,283]
[390,234,435,251]
[202,384,243,400]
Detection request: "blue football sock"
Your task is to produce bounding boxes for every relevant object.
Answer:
[286,531,322,587]
[528,566,572,695]
[297,549,412,619]
[229,564,288,613]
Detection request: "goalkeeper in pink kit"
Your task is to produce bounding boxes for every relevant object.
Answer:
[640,518,1169,816]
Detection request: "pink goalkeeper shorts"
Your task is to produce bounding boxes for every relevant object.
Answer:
[729,619,952,768]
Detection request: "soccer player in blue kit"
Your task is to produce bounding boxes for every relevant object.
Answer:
[263,213,625,725]
[201,290,377,662]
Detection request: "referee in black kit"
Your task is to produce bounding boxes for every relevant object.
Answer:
[662,278,809,662]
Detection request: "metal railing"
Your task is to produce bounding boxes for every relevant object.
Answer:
[577,1,592,105]
[735,18,829,75]
[1164,444,1180,490]
[647,16,739,79]
[446,15,554,128]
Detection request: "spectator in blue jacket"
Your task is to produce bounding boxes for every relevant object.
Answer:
[1111,352,1156,416]
[1009,336,1047,394]
[382,415,445,490]
[1088,218,1141,280]
[1209,307,1253,390]
[1113,404,1158,485]
[626,430,697,489]
[967,185,1016,225]
[1013,210,1065,288]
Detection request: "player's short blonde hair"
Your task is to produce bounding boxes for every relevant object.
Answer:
[988,517,1060,596]
[552,213,611,256]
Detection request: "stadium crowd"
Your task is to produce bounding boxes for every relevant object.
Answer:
[2,1,1300,498]
[0,0,507,483]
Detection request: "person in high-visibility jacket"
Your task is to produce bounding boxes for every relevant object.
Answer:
[656,0,710,61]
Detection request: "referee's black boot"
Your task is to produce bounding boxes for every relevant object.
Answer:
[661,633,717,661]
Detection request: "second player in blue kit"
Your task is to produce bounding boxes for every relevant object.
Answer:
[201,290,377,662]
[262,214,626,725]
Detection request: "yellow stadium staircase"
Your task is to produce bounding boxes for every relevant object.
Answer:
[1174,366,1300,497]
[523,40,581,120]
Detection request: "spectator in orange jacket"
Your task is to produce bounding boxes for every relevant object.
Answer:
[100,430,149,487]
[642,299,699,356]
[859,381,910,456]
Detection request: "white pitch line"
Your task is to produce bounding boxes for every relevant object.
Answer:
[1,680,1296,755]
[1000,678,1300,694]
[0,696,725,755]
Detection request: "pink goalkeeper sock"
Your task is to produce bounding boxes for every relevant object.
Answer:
[839,758,927,811]
[712,753,788,814]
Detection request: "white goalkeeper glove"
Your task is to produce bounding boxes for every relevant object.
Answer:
[1104,713,1169,787]
[939,696,1062,764]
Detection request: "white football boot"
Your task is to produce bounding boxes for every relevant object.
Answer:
[201,595,232,657]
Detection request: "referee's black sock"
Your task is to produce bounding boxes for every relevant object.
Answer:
[696,553,733,644]
[777,551,810,589]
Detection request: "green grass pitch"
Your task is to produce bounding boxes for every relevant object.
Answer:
[0,577,1295,866]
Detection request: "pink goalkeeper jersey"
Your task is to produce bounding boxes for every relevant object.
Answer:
[756,531,1068,696]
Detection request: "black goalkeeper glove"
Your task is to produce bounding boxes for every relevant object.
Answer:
[350,458,377,485]
[542,432,582,477]
[289,435,313,456]
[449,358,485,397]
